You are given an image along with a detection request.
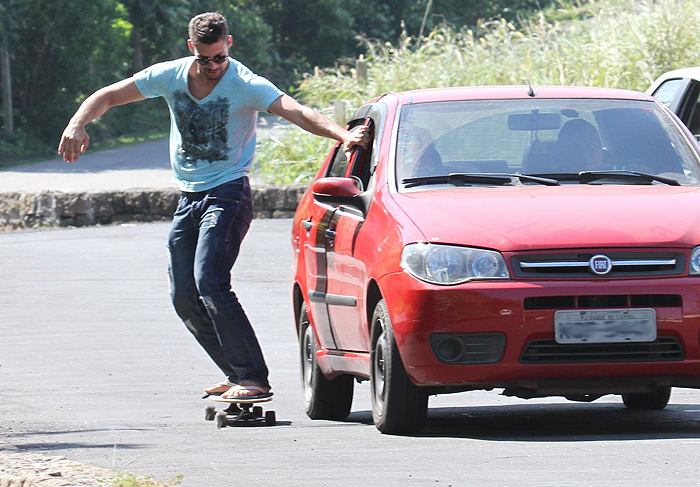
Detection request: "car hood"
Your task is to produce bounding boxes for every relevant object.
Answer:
[393,185,700,251]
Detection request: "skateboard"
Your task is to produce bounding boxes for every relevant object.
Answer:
[205,395,276,427]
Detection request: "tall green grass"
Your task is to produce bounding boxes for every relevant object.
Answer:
[256,125,334,185]
[256,0,700,183]
[300,0,700,103]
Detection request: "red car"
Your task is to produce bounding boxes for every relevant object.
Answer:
[291,85,700,434]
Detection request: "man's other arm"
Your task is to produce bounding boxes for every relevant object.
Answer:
[58,78,146,163]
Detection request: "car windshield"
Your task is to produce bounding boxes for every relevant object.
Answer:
[396,98,700,188]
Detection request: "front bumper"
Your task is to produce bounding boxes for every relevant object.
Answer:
[379,271,700,391]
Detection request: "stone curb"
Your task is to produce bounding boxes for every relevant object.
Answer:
[0,185,307,230]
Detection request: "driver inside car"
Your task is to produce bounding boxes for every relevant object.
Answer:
[555,118,608,172]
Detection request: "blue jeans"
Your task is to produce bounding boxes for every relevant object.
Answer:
[167,177,269,387]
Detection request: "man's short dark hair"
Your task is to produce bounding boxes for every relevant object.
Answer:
[188,12,228,45]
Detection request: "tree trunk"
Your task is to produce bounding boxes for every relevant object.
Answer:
[416,0,434,49]
[0,46,13,135]
[132,26,143,72]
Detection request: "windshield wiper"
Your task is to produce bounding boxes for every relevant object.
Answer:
[577,170,680,186]
[402,173,560,188]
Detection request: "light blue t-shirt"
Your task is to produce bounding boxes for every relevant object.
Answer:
[133,57,284,192]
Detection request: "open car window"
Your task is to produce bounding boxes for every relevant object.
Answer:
[396,98,700,188]
[325,117,375,190]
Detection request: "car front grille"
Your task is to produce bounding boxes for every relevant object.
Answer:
[520,337,684,364]
[511,252,685,278]
[524,294,682,310]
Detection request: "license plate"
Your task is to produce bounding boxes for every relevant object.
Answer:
[554,308,657,344]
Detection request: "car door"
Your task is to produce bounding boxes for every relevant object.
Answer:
[650,77,700,138]
[323,112,381,352]
[300,171,339,350]
[301,114,372,351]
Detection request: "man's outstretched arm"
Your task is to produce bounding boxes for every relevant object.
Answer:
[58,78,146,163]
[268,94,370,151]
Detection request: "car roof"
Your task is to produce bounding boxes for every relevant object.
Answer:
[375,85,653,105]
[646,66,700,95]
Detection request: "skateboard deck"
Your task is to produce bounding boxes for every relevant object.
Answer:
[205,395,276,427]
[209,395,272,404]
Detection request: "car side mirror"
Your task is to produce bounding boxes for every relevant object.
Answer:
[312,177,367,213]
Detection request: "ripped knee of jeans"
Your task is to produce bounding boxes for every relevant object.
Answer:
[201,208,223,230]
[201,295,219,315]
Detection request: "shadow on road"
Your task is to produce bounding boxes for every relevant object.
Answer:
[422,403,700,440]
[10,429,151,437]
[343,403,700,440]
[13,442,148,452]
[8,428,153,453]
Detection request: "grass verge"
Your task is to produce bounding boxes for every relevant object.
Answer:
[106,471,183,486]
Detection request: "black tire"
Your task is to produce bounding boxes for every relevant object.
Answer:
[216,411,228,428]
[622,386,671,410]
[265,410,277,426]
[299,302,354,420]
[252,406,263,417]
[370,299,428,435]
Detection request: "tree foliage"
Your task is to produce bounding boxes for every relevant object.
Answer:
[5,0,129,142]
[0,0,557,162]
[120,0,190,71]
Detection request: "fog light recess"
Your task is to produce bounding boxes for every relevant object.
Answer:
[430,333,506,364]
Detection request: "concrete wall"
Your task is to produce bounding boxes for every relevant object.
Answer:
[0,185,307,230]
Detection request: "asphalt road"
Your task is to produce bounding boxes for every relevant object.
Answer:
[3,221,700,486]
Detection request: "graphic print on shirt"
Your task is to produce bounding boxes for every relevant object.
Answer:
[173,91,229,167]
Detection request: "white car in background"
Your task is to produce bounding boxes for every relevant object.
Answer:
[647,67,700,140]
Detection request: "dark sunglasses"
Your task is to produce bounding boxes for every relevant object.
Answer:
[195,54,228,65]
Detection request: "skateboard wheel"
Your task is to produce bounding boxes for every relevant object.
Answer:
[253,406,263,417]
[265,410,276,426]
[216,411,228,428]
[205,405,216,421]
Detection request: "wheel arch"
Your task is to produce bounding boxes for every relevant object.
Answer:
[366,279,383,337]
[293,282,305,338]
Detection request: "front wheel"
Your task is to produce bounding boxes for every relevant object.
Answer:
[622,387,671,410]
[299,302,354,420]
[370,299,428,435]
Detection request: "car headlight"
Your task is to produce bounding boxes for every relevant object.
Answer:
[690,246,700,275]
[401,243,510,285]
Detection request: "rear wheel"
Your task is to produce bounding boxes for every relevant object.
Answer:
[370,299,428,435]
[622,386,671,410]
[299,302,354,420]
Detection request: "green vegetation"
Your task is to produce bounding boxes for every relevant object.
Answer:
[107,471,183,486]
[256,0,700,184]
[299,0,700,105]
[0,0,556,166]
[257,129,335,185]
[4,0,700,184]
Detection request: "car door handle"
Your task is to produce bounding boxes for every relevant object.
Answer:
[325,229,336,239]
[302,219,314,231]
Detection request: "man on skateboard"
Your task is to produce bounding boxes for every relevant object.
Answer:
[57,12,369,400]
